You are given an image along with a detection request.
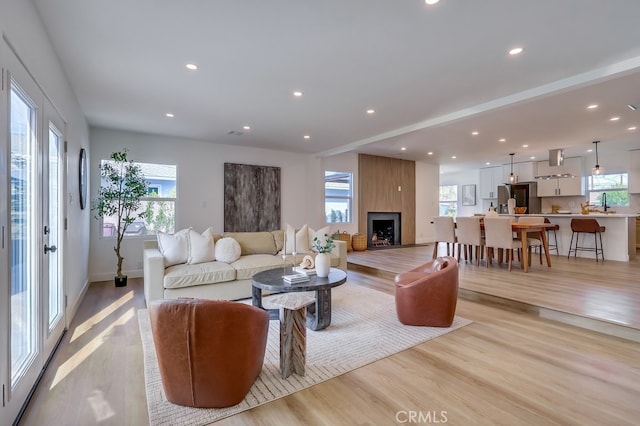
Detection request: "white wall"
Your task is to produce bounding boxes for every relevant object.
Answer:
[439,168,486,216]
[415,161,440,244]
[1,0,91,322]
[89,127,328,281]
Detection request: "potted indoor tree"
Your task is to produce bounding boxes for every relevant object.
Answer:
[93,150,149,287]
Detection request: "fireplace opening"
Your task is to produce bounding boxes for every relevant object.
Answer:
[367,212,401,247]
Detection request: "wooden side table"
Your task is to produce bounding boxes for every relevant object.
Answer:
[267,293,316,379]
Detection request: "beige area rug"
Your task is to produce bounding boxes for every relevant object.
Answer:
[138,283,472,425]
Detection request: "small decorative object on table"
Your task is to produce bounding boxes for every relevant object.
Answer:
[312,234,335,278]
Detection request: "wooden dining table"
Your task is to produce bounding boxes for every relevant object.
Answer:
[480,222,557,273]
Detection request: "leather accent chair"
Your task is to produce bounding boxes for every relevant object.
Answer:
[394,256,459,327]
[149,298,269,408]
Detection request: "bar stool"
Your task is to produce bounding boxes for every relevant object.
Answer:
[544,217,560,255]
[567,218,605,261]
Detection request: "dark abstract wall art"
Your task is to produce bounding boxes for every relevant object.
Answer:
[224,163,281,232]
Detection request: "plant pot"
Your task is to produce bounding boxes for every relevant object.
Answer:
[315,253,331,278]
[115,276,128,287]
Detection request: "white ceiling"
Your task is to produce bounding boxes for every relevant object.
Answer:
[34,0,640,173]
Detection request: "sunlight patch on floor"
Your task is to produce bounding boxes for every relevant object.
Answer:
[69,291,134,343]
[50,308,135,389]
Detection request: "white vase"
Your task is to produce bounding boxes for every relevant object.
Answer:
[508,198,516,215]
[315,253,331,277]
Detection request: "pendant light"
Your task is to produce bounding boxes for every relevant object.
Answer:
[508,153,517,183]
[592,140,602,175]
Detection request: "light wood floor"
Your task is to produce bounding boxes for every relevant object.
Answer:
[18,246,640,425]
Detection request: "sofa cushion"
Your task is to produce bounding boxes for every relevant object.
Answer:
[272,229,285,253]
[285,224,310,254]
[231,255,286,280]
[222,232,278,255]
[215,237,242,263]
[157,228,191,267]
[187,228,216,264]
[163,261,237,289]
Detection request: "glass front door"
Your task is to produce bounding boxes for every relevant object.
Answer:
[1,52,66,425]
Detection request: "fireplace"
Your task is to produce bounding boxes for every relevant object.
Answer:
[367,212,401,247]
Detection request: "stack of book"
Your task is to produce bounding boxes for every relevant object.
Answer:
[293,266,316,276]
[282,273,310,284]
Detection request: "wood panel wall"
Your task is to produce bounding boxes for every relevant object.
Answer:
[358,154,415,245]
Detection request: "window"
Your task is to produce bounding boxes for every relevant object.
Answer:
[324,171,352,223]
[587,173,629,208]
[439,185,457,216]
[100,161,177,237]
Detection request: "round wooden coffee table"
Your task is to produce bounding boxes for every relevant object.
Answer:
[252,267,347,331]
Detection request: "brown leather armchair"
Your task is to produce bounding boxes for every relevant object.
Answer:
[394,256,459,327]
[149,298,269,408]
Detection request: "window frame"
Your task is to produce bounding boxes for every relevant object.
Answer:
[439,185,458,217]
[586,172,629,208]
[99,159,178,238]
[324,170,353,224]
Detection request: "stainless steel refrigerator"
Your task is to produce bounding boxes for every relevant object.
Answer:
[497,183,541,214]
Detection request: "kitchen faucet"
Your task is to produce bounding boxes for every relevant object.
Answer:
[602,192,608,212]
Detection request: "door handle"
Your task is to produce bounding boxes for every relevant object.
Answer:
[44,244,57,254]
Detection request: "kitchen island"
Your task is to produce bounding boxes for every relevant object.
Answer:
[510,213,637,262]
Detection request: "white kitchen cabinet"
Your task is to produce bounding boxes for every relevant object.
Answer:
[503,161,535,182]
[629,150,640,193]
[537,176,584,196]
[479,166,503,199]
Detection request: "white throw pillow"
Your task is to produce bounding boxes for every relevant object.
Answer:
[284,224,310,254]
[157,228,191,267]
[187,228,216,264]
[308,226,331,251]
[214,237,241,263]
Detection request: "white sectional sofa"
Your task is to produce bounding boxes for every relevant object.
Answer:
[143,229,347,307]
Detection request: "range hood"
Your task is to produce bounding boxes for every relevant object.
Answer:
[535,148,577,179]
[549,148,564,166]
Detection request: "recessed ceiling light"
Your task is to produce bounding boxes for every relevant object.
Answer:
[303,135,310,140]
[485,162,491,165]
[610,116,620,121]
[425,0,440,5]
[401,147,407,151]
[530,156,535,160]
[293,91,303,97]
[185,63,198,70]
[427,152,433,155]
[243,125,251,130]
[522,144,528,148]
[165,113,174,118]
[629,126,637,131]
[587,104,598,109]
[451,156,457,159]
[587,149,593,153]
[509,47,524,55]
[472,131,479,136]
[499,138,506,142]
[366,109,375,114]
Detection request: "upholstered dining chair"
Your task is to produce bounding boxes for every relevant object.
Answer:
[394,256,458,327]
[455,216,484,265]
[149,298,269,408]
[483,217,523,271]
[432,216,457,259]
[516,216,544,265]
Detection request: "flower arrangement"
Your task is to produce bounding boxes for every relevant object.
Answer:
[312,234,335,254]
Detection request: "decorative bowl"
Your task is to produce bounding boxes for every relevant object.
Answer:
[514,207,527,214]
